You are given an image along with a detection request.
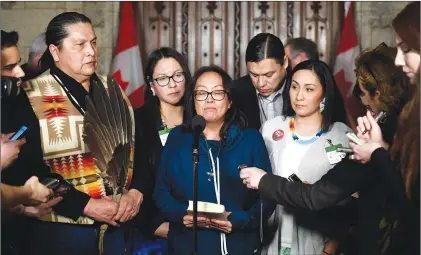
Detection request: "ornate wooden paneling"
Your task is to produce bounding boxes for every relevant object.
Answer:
[136,1,342,79]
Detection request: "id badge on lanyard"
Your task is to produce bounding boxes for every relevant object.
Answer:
[158,128,172,146]
[324,140,346,165]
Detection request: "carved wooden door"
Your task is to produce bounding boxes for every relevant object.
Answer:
[136,1,342,79]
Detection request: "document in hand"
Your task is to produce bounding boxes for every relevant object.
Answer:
[187,201,227,220]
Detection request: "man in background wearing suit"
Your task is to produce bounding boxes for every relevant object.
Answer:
[230,33,289,130]
[285,37,319,69]
[21,32,48,82]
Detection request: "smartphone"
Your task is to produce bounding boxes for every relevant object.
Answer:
[41,177,60,189]
[10,125,30,141]
[41,174,71,199]
[375,111,387,123]
[288,173,302,182]
[346,131,365,145]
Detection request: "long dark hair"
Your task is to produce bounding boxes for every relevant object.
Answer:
[282,59,347,131]
[143,47,192,120]
[392,1,420,53]
[390,1,420,198]
[40,12,91,70]
[182,65,246,138]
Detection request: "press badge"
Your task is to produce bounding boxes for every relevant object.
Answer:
[324,140,346,165]
[158,128,172,146]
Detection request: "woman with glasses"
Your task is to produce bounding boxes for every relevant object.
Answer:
[153,65,274,255]
[132,47,192,252]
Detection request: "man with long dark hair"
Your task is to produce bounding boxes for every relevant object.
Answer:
[2,12,141,255]
[230,33,289,130]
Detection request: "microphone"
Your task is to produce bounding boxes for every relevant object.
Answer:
[192,115,206,155]
[191,115,205,255]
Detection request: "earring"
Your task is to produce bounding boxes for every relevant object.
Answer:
[151,87,156,96]
[319,98,326,113]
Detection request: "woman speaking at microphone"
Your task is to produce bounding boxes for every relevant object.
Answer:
[153,65,274,255]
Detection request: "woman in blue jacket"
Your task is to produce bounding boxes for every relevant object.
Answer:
[153,65,274,255]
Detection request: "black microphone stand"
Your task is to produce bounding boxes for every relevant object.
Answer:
[191,115,205,255]
[192,145,199,255]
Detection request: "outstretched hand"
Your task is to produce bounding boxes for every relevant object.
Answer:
[239,167,267,189]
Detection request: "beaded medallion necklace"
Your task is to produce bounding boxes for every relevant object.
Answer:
[289,115,324,145]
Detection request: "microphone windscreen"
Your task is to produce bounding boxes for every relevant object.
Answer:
[192,115,206,132]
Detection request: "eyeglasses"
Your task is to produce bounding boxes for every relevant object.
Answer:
[194,90,227,101]
[153,72,185,87]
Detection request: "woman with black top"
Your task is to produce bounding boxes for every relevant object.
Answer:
[351,2,420,254]
[133,47,192,249]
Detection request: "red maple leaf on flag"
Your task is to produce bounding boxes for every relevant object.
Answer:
[113,70,129,92]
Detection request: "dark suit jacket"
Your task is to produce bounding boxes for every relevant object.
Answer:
[230,72,289,130]
[133,105,166,238]
[230,75,262,130]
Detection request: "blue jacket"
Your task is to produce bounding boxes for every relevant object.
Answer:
[153,125,274,255]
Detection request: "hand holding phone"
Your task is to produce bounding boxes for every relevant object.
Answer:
[40,173,72,200]
[361,111,386,135]
[346,132,365,145]
[23,176,53,205]
[288,173,302,182]
[10,125,30,141]
[1,133,26,170]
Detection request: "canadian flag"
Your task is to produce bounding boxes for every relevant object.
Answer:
[111,2,145,109]
[333,1,365,129]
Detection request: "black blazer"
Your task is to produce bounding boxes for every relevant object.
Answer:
[230,75,262,130]
[230,72,290,130]
[133,105,166,238]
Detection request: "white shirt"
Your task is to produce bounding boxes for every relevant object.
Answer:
[275,131,313,248]
[256,82,285,123]
[261,116,352,254]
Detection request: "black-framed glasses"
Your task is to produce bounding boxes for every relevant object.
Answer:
[194,90,227,101]
[153,72,185,87]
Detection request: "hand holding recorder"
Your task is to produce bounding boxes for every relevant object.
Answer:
[349,111,389,163]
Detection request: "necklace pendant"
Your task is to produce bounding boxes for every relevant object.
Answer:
[206,171,214,181]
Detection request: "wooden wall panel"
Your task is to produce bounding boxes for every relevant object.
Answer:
[136,1,342,79]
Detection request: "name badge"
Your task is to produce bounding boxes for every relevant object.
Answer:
[325,140,346,165]
[158,128,172,146]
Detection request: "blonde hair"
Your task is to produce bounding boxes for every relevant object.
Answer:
[354,43,412,114]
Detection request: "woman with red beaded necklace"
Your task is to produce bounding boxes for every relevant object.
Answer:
[252,59,351,255]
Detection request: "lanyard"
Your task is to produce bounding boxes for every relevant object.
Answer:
[51,73,86,115]
[208,147,228,255]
